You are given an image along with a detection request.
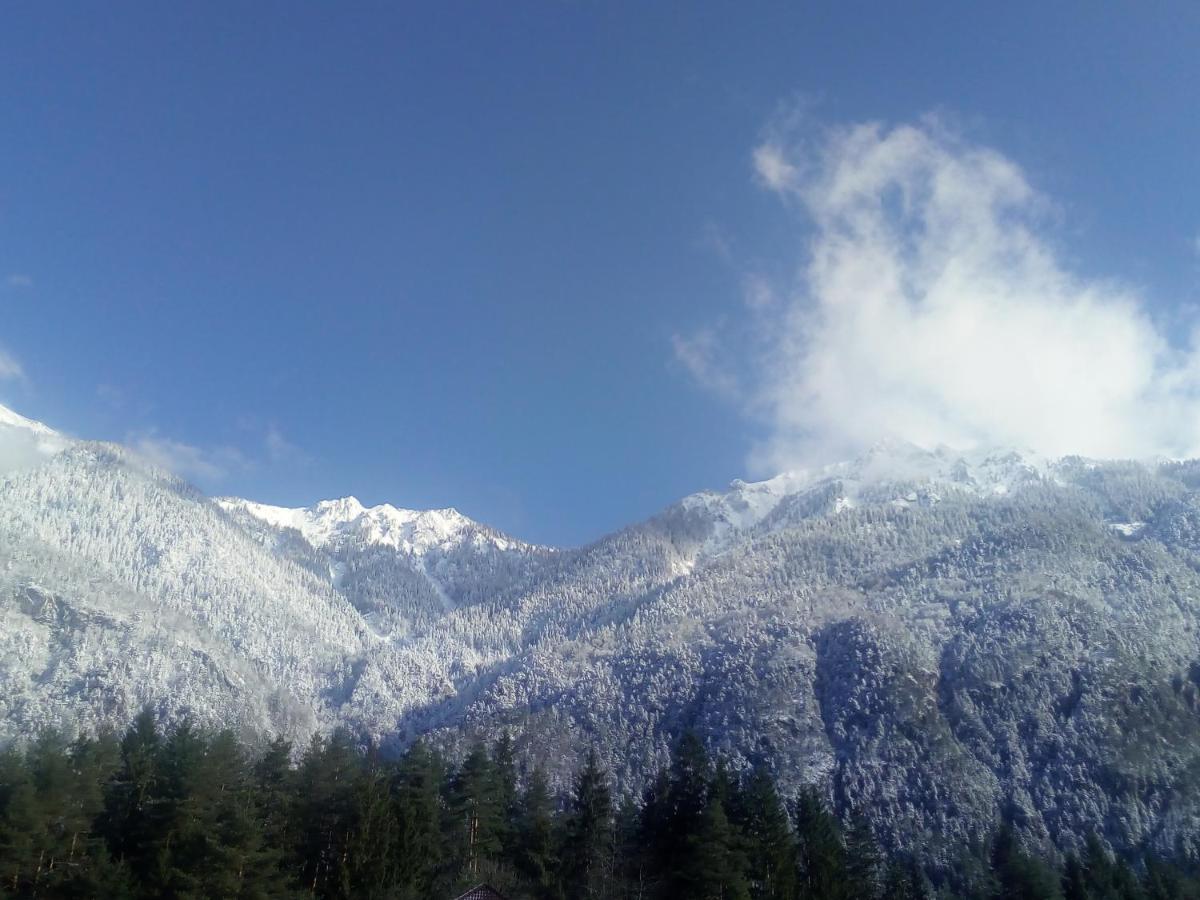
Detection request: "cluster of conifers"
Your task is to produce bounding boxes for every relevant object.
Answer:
[0,711,1195,899]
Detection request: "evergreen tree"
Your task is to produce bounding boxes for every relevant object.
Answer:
[991,823,1063,900]
[346,752,399,899]
[1063,854,1090,900]
[615,793,651,900]
[293,729,361,898]
[101,706,167,892]
[728,767,795,900]
[636,767,672,898]
[681,796,749,900]
[517,766,559,900]
[793,786,848,899]
[253,736,297,880]
[563,747,613,898]
[11,710,1200,900]
[394,740,446,898]
[493,731,520,859]
[448,741,502,883]
[844,809,882,900]
[882,856,932,900]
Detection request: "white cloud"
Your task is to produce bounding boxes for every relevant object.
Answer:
[0,348,24,382]
[264,424,308,465]
[742,274,776,310]
[4,274,32,289]
[684,116,1200,470]
[128,430,250,483]
[672,329,740,400]
[752,144,798,192]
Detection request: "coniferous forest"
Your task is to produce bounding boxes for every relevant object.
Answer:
[1,715,1199,899]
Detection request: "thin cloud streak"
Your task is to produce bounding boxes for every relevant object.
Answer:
[0,348,25,382]
[128,430,251,483]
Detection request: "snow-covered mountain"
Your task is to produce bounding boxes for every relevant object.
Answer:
[216,495,525,557]
[5,401,1200,861]
[0,401,72,473]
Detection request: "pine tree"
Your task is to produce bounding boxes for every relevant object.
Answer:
[844,809,882,900]
[448,741,502,883]
[991,823,1063,900]
[681,796,749,900]
[517,766,559,900]
[615,793,650,900]
[727,767,795,900]
[493,731,520,860]
[346,751,399,899]
[563,748,614,899]
[293,729,362,897]
[1063,854,1089,900]
[668,732,712,836]
[101,707,167,891]
[636,767,672,898]
[882,857,932,900]
[793,786,848,899]
[394,740,446,898]
[254,736,297,879]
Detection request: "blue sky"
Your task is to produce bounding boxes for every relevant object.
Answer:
[1,3,1198,545]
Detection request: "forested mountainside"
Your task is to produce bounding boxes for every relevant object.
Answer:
[5,715,1196,900]
[5,403,1200,864]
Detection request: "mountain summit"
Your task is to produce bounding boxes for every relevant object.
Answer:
[2,401,1200,859]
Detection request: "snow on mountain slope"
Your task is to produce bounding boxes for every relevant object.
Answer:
[215,494,552,643]
[11,399,1200,860]
[678,442,1052,555]
[0,438,414,743]
[0,402,72,474]
[216,495,521,555]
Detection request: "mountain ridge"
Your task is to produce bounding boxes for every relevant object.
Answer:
[4,400,1200,859]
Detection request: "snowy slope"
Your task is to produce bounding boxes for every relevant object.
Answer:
[0,402,73,474]
[7,400,1200,860]
[676,442,1051,556]
[216,496,509,555]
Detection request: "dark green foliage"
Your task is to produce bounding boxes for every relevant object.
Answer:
[682,796,749,900]
[4,716,1200,899]
[448,741,504,884]
[729,767,796,900]
[991,824,1063,900]
[518,767,559,900]
[562,748,613,898]
[793,786,849,898]
[393,740,445,897]
[843,809,882,900]
[883,856,933,900]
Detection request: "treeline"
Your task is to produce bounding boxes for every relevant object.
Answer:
[0,714,1197,899]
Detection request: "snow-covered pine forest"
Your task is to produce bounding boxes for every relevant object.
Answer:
[5,403,1200,864]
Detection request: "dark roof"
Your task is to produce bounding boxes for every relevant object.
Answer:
[453,885,509,900]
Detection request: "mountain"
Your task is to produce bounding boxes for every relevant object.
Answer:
[4,401,1200,862]
[215,495,550,638]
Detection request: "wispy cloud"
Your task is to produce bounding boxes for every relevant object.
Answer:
[4,274,32,289]
[127,414,309,485]
[752,144,798,192]
[680,114,1200,470]
[96,383,126,410]
[128,430,251,483]
[671,329,740,400]
[263,423,309,465]
[0,347,25,382]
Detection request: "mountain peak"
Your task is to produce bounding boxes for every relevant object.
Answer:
[0,402,72,473]
[216,494,504,555]
[0,402,62,439]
